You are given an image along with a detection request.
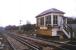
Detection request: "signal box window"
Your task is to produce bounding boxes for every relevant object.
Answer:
[53,15,58,25]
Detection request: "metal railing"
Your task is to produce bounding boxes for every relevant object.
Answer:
[63,24,75,40]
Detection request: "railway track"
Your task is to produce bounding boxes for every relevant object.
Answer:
[0,33,15,50]
[30,35,76,50]
[7,33,76,50]
[8,34,44,50]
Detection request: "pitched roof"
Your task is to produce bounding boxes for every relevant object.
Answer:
[36,8,65,17]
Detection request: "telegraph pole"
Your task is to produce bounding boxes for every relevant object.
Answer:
[19,20,22,31]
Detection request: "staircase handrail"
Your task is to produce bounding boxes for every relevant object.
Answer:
[63,24,71,34]
[63,24,75,40]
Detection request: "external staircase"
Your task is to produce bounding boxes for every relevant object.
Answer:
[61,24,74,39]
[62,29,70,38]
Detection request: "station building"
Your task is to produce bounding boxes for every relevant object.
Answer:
[36,8,71,39]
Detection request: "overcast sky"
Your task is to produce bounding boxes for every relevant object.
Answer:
[0,0,76,27]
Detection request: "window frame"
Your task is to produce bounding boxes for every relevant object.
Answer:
[46,15,51,25]
[53,15,58,25]
[40,17,44,25]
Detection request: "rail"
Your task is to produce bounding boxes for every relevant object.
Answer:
[8,34,40,50]
[8,33,76,50]
[2,34,17,50]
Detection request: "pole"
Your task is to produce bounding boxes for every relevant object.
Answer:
[19,20,22,31]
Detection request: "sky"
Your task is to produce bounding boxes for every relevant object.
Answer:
[0,0,76,27]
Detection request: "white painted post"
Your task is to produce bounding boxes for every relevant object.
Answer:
[44,16,46,27]
[58,15,61,27]
[51,14,53,27]
[36,18,38,26]
[60,14,64,26]
[38,17,40,26]
[65,18,67,24]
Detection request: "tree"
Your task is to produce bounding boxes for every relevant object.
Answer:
[5,25,18,30]
[67,17,76,24]
[22,24,36,32]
